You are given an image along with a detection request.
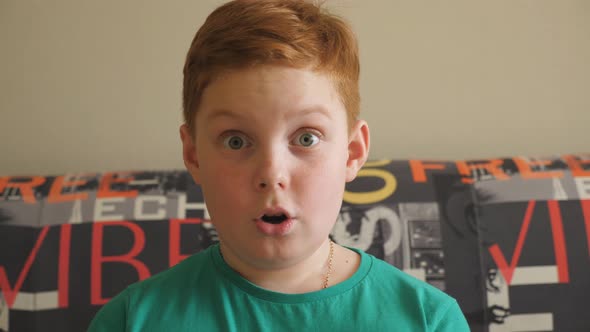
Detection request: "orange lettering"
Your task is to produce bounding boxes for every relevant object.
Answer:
[456,159,510,184]
[0,176,46,203]
[564,154,590,177]
[513,157,563,179]
[48,175,89,203]
[97,172,138,198]
[408,160,446,183]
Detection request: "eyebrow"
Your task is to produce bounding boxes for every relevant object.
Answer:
[205,105,333,122]
[294,106,333,120]
[205,109,244,122]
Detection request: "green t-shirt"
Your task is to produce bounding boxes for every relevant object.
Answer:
[88,244,469,331]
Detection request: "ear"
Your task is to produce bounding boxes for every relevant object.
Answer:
[345,120,370,182]
[179,124,202,184]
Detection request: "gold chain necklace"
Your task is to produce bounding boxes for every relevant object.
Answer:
[323,240,334,289]
[219,240,335,290]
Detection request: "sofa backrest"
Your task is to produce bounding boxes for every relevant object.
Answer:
[1,154,589,331]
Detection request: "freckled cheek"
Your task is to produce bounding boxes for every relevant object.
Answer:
[200,165,253,212]
[297,181,344,233]
[297,166,345,208]
[204,185,252,225]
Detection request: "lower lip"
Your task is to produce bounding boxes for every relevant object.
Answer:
[255,218,295,236]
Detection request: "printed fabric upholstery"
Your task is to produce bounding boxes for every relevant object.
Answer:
[0,154,589,332]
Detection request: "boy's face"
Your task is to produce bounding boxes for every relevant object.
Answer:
[180,65,369,269]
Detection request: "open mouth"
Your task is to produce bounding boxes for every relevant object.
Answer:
[260,213,288,224]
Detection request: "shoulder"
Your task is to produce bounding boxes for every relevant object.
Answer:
[136,248,209,286]
[367,255,449,303]
[360,252,469,331]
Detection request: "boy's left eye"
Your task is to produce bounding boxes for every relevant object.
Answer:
[294,132,320,147]
[222,134,248,150]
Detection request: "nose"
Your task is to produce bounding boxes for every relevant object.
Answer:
[253,146,288,191]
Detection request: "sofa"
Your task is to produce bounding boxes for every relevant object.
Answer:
[1,154,589,332]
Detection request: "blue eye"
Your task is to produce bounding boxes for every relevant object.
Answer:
[296,132,319,147]
[223,135,246,150]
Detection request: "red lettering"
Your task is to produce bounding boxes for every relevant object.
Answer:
[408,160,446,183]
[564,154,590,177]
[456,159,510,184]
[58,224,71,308]
[547,200,569,283]
[0,176,46,203]
[97,172,138,198]
[169,218,203,267]
[581,199,590,259]
[513,157,563,179]
[488,200,571,285]
[488,201,536,284]
[0,226,49,307]
[48,176,89,203]
[91,221,150,305]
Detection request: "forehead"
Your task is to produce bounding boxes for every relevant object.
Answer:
[196,65,345,123]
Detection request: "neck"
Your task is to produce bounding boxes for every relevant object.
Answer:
[219,239,333,294]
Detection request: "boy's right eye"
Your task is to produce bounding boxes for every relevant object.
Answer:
[223,135,247,150]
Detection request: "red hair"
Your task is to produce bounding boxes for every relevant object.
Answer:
[182,0,360,134]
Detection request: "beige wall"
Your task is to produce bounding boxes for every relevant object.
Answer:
[1,0,588,176]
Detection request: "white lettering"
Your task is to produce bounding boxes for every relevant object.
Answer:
[68,199,83,224]
[134,196,166,220]
[93,197,125,222]
[574,177,590,199]
[176,194,209,219]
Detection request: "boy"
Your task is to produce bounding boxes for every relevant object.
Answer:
[88,0,469,330]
